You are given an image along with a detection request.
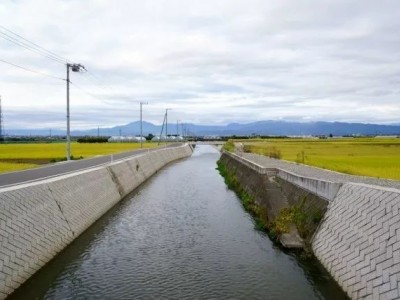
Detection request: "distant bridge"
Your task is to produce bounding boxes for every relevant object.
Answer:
[193,141,225,146]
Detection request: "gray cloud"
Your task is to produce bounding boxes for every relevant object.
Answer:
[1,0,399,130]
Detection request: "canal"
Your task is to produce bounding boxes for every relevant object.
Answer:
[10,145,346,299]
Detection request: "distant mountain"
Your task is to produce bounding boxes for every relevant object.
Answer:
[5,120,400,137]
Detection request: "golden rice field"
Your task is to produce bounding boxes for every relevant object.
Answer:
[242,138,400,180]
[0,142,158,173]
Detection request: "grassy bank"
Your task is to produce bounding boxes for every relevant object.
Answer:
[217,158,327,241]
[217,160,268,231]
[0,142,157,173]
[242,138,400,180]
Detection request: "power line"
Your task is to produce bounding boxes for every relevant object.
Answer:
[0,32,65,64]
[85,69,125,96]
[0,25,68,62]
[70,81,140,111]
[0,58,64,80]
[0,95,3,140]
[0,26,145,114]
[69,81,114,105]
[79,70,136,104]
[0,25,68,64]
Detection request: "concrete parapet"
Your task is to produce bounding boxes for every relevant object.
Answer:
[0,144,192,299]
[224,151,341,201]
[223,151,277,176]
[277,169,342,201]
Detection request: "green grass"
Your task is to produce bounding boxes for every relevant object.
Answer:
[0,142,157,173]
[243,138,400,180]
[222,140,235,152]
[216,160,268,232]
[0,162,39,173]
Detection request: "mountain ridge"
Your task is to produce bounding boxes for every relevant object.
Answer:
[5,120,400,136]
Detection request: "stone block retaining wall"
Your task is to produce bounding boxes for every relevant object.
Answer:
[313,183,400,299]
[224,151,400,299]
[0,145,192,299]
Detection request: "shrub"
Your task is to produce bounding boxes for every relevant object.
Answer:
[77,136,109,143]
[223,140,235,152]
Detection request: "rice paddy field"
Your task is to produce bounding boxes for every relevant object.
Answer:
[241,138,400,180]
[0,142,158,173]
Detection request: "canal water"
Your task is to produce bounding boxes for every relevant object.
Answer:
[10,145,347,299]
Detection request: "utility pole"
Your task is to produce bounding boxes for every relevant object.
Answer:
[158,112,166,145]
[140,101,148,148]
[176,120,179,136]
[0,95,3,141]
[66,63,85,161]
[97,126,100,137]
[165,108,171,142]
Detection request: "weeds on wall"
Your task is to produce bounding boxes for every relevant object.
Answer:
[270,195,323,241]
[216,160,269,232]
[223,140,235,152]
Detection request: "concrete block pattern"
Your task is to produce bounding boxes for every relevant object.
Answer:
[0,185,73,299]
[229,151,400,299]
[0,144,193,299]
[46,168,121,238]
[313,183,400,299]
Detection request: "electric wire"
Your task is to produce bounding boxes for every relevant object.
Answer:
[69,81,115,105]
[0,58,64,80]
[70,81,140,113]
[80,69,136,104]
[0,25,68,64]
[0,25,143,111]
[0,24,68,60]
[0,32,65,64]
[85,69,124,96]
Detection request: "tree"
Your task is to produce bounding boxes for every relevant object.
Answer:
[146,133,155,141]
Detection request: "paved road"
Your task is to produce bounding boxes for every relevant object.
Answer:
[0,144,182,188]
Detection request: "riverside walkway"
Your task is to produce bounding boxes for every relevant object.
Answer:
[239,152,400,190]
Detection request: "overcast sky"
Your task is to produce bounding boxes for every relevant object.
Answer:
[1,0,399,130]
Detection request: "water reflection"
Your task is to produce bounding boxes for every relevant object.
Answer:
[10,145,346,300]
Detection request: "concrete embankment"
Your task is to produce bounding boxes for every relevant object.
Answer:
[219,151,400,299]
[218,152,329,248]
[0,144,193,299]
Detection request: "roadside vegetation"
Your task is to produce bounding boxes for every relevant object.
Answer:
[222,139,235,152]
[241,137,400,180]
[0,142,157,173]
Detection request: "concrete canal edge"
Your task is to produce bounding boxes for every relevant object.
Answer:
[218,151,400,300]
[0,144,193,299]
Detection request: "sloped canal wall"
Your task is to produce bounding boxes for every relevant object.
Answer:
[218,151,400,299]
[0,144,193,299]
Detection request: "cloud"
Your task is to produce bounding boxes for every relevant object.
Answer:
[1,0,399,130]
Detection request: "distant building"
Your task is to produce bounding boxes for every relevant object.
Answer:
[108,136,145,142]
[375,135,399,138]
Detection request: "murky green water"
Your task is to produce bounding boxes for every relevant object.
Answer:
[10,145,347,299]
